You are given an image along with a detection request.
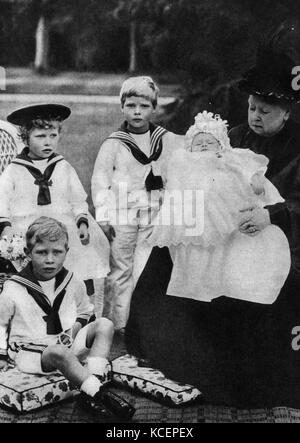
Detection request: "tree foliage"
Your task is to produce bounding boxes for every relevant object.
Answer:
[1,0,300,126]
[3,0,299,75]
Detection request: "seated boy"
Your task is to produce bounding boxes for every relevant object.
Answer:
[0,217,132,417]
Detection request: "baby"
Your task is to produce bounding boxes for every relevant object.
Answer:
[190,130,264,196]
[149,111,291,305]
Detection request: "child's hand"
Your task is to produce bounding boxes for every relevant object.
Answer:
[57,330,73,347]
[251,171,265,195]
[78,224,90,245]
[0,359,9,372]
[98,223,116,242]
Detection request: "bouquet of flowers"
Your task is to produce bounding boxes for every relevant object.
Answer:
[0,235,29,273]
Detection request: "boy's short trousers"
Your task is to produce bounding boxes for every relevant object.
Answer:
[11,325,91,376]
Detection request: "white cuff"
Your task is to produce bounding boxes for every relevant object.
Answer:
[95,206,111,224]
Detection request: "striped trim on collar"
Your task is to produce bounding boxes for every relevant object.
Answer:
[109,126,167,155]
[150,126,167,155]
[10,276,43,294]
[10,270,73,306]
[11,155,64,172]
[107,125,167,165]
[54,271,73,299]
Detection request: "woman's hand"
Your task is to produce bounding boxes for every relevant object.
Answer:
[239,207,271,236]
[78,223,90,245]
[98,223,116,242]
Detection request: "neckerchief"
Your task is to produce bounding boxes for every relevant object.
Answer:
[11,148,64,206]
[107,122,167,165]
[107,122,167,190]
[10,263,73,335]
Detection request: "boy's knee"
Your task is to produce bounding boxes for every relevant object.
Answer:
[94,318,114,335]
[45,345,73,366]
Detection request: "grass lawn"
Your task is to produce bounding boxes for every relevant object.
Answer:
[0,100,123,214]
[4,68,180,97]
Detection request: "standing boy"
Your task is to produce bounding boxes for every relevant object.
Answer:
[92,76,183,331]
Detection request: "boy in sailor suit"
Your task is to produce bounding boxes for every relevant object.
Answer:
[0,104,109,316]
[0,217,115,414]
[92,76,184,331]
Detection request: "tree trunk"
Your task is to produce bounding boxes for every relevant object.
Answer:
[0,67,5,91]
[129,20,137,73]
[34,15,50,73]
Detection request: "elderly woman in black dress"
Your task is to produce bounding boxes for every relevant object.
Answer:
[126,41,300,408]
[228,46,300,406]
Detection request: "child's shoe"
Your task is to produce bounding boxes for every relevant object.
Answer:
[98,389,135,421]
[80,388,135,421]
[79,391,115,419]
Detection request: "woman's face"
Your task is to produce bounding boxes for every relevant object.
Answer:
[248,95,290,137]
[191,133,220,152]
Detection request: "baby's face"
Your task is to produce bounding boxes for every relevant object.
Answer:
[191,133,220,152]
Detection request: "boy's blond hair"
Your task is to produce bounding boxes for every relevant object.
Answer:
[120,76,160,108]
[26,217,69,252]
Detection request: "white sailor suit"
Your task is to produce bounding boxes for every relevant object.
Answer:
[91,122,183,329]
[0,264,94,374]
[0,148,109,280]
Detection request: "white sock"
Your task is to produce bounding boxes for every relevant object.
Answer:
[86,356,109,376]
[80,375,101,397]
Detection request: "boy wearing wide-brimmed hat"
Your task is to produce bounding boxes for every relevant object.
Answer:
[0,104,110,312]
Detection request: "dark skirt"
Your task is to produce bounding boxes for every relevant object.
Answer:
[125,247,300,408]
